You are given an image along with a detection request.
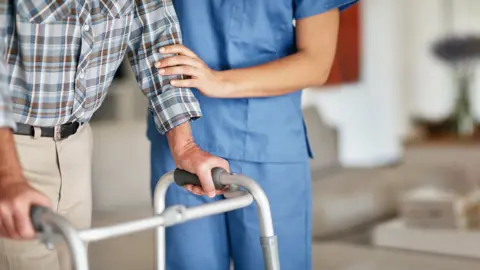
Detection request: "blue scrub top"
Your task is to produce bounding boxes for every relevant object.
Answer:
[147,0,359,163]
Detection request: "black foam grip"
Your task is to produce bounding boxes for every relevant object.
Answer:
[30,205,49,232]
[174,167,228,190]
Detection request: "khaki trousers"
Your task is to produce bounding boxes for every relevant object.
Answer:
[0,123,93,270]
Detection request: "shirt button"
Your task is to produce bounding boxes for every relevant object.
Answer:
[79,71,85,79]
[83,25,90,32]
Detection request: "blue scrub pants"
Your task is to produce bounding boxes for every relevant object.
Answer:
[150,143,312,270]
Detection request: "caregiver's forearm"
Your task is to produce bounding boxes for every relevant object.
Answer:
[218,9,340,98]
[218,52,331,98]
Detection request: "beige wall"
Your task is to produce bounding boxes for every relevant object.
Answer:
[91,122,151,211]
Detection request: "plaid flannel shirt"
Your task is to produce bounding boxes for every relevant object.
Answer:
[0,53,13,129]
[0,0,201,133]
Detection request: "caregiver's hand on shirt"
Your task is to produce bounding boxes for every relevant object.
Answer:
[155,45,231,98]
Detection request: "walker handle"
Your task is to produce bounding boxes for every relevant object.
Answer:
[174,168,228,190]
[30,205,50,232]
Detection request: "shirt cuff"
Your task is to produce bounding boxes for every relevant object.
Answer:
[149,86,202,135]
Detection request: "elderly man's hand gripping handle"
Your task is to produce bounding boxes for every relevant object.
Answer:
[166,122,230,197]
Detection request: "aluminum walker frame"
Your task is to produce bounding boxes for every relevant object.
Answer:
[30,168,280,270]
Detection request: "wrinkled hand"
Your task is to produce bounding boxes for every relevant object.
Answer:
[155,45,232,98]
[0,178,51,240]
[172,142,230,197]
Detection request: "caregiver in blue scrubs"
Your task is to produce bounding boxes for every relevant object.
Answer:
[147,0,359,269]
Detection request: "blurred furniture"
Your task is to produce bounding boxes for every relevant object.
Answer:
[304,106,478,240]
[303,105,480,265]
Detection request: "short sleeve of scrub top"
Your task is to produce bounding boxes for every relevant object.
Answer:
[294,0,359,20]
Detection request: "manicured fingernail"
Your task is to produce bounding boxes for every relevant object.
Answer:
[159,47,166,53]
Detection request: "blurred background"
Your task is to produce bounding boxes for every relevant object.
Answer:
[88,0,480,269]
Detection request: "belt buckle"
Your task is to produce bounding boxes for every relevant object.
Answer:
[53,125,62,141]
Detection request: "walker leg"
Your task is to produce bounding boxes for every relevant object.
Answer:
[153,172,174,270]
[261,236,280,270]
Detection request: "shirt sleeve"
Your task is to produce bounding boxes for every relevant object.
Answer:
[126,0,201,135]
[0,0,15,130]
[294,0,359,20]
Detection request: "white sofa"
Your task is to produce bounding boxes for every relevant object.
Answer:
[303,106,475,240]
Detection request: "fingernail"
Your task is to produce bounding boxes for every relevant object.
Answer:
[154,62,161,68]
[209,192,215,198]
[171,80,177,85]
[159,69,165,74]
[159,47,166,53]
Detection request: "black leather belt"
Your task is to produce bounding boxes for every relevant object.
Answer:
[14,122,83,141]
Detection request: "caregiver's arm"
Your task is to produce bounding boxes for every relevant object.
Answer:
[155,8,340,98]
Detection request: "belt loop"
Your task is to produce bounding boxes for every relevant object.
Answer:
[33,127,42,139]
[53,126,62,141]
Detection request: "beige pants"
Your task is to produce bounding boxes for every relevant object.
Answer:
[0,123,93,270]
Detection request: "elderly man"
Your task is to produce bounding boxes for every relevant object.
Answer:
[0,1,228,269]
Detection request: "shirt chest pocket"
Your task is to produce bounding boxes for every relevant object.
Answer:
[15,1,75,24]
[13,1,81,90]
[89,0,134,43]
